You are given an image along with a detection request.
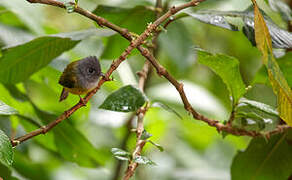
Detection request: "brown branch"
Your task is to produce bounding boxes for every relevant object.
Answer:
[16,0,290,148]
[13,0,204,146]
[138,43,291,138]
[121,2,163,179]
[123,104,149,180]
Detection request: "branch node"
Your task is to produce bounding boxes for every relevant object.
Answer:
[41,126,48,134]
[11,140,20,147]
[170,6,176,14]
[136,71,147,79]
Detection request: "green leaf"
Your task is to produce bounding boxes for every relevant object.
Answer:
[231,131,292,180]
[197,49,246,105]
[148,140,164,152]
[252,0,292,126]
[93,5,155,59]
[111,148,131,161]
[133,155,156,165]
[140,130,152,140]
[0,101,17,115]
[239,98,279,117]
[152,102,182,120]
[0,129,13,167]
[0,36,79,84]
[54,121,110,167]
[185,7,292,49]
[99,85,146,112]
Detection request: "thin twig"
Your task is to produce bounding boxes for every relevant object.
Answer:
[122,104,149,180]
[111,114,135,180]
[122,1,163,179]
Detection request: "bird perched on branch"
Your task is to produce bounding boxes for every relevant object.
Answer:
[58,56,102,102]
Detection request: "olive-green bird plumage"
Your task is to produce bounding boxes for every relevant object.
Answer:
[58,56,102,102]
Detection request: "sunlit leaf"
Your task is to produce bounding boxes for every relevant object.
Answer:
[0,129,13,167]
[231,131,292,180]
[0,101,17,115]
[197,49,246,105]
[99,85,146,112]
[251,0,292,126]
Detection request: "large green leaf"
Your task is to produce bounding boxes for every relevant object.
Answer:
[0,36,79,84]
[93,5,155,59]
[185,6,292,49]
[0,101,17,115]
[197,49,246,105]
[231,131,292,180]
[99,85,146,112]
[252,0,292,126]
[0,129,13,167]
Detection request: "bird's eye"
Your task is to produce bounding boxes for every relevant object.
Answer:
[87,68,95,74]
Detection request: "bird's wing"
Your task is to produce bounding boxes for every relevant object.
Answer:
[58,62,78,88]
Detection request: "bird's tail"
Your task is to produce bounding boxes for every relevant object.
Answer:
[59,88,69,102]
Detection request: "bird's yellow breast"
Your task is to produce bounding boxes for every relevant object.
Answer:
[65,87,89,95]
[65,85,97,95]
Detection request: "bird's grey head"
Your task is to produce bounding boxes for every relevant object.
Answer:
[77,56,102,88]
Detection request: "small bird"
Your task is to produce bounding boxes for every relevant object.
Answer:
[58,56,102,102]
